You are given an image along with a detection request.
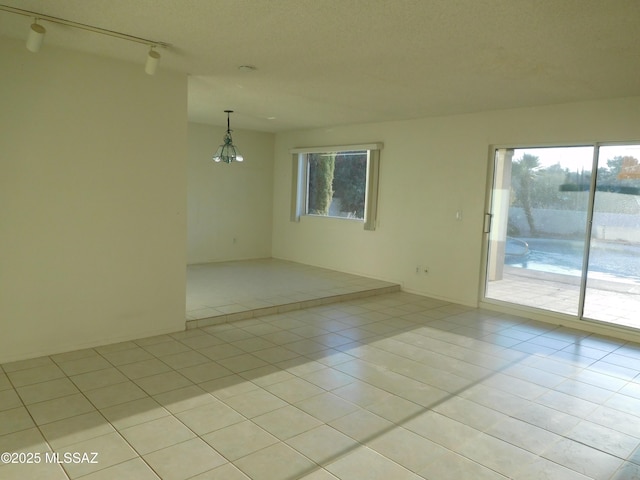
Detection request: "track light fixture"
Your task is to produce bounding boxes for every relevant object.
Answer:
[0,5,170,74]
[213,111,244,164]
[145,47,161,76]
[26,20,45,53]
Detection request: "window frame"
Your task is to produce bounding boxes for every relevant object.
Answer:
[290,143,382,230]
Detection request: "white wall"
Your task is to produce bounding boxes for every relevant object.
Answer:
[0,38,188,363]
[272,97,640,306]
[187,122,274,264]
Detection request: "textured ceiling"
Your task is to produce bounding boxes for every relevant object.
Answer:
[1,0,639,132]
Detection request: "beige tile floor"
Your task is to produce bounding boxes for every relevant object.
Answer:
[2,291,640,479]
[186,259,400,327]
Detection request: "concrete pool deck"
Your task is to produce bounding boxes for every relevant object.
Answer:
[487,266,640,330]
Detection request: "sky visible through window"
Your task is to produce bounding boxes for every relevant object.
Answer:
[516,145,640,170]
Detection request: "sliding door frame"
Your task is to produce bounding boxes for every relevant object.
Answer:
[576,144,600,319]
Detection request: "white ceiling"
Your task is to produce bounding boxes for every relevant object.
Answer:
[1,0,639,132]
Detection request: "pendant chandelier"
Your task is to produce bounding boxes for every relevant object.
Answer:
[213,110,243,164]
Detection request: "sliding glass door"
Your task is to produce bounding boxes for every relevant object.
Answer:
[583,145,640,328]
[484,144,640,330]
[485,146,594,316]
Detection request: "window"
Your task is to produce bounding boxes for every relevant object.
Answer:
[290,143,382,230]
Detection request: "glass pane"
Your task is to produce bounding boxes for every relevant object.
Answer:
[307,151,367,220]
[485,146,593,315]
[583,144,640,328]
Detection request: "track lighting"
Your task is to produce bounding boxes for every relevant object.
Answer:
[1,5,170,74]
[145,48,161,76]
[26,20,46,53]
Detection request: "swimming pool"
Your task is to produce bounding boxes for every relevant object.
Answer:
[505,237,640,282]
